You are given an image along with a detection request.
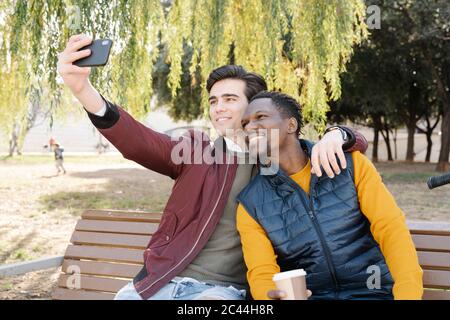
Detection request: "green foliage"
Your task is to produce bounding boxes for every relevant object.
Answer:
[0,2,29,145]
[0,0,368,137]
[161,0,368,130]
[329,0,449,138]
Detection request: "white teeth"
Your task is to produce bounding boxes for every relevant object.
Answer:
[249,135,265,143]
[216,117,231,122]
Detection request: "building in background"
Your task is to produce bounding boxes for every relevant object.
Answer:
[0,107,210,155]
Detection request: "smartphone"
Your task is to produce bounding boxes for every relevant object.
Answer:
[74,39,113,67]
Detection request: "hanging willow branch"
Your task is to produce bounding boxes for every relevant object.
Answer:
[0,0,368,139]
[164,0,368,131]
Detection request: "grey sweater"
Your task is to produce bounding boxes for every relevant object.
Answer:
[178,160,255,292]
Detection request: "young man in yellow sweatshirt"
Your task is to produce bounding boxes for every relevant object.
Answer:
[236,91,423,300]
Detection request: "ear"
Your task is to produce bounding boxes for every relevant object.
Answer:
[287,117,298,135]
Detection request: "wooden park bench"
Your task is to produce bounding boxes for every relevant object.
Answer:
[1,209,449,300]
[0,209,161,300]
[408,221,450,300]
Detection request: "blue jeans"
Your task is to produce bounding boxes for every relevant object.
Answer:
[114,277,247,300]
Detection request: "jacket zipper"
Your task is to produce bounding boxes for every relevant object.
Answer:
[291,180,340,291]
[307,193,340,291]
[138,155,231,295]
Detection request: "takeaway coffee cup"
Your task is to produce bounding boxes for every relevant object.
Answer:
[272,269,308,300]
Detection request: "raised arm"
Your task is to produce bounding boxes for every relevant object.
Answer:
[57,34,183,179]
[85,98,184,179]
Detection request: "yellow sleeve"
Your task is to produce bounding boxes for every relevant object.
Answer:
[236,203,280,300]
[352,151,424,300]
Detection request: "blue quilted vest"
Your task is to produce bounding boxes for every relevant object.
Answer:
[237,140,394,300]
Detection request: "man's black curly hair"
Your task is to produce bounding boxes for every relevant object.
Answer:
[250,91,303,136]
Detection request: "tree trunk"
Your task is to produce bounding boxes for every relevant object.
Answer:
[7,99,40,157]
[437,107,450,171]
[8,121,21,157]
[372,126,379,163]
[405,121,415,162]
[425,132,433,162]
[417,108,441,163]
[393,128,398,160]
[386,131,393,162]
[380,128,394,161]
[8,136,18,157]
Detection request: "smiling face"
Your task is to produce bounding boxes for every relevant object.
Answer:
[208,79,249,136]
[241,97,295,158]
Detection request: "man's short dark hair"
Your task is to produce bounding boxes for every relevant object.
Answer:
[250,91,303,136]
[206,65,267,101]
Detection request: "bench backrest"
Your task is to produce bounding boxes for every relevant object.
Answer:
[408,221,450,300]
[52,210,159,300]
[52,211,450,300]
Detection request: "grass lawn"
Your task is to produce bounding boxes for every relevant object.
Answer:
[0,153,129,165]
[375,162,450,221]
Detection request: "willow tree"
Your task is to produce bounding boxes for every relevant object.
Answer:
[0,0,37,155]
[0,0,368,154]
[0,0,69,155]
[164,0,368,130]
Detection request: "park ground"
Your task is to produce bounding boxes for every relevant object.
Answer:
[0,154,449,299]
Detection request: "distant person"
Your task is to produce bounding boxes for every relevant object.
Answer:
[52,143,66,175]
[44,138,66,175]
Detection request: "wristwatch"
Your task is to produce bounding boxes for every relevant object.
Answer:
[325,126,348,142]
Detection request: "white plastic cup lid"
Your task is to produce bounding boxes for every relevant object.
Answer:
[272,269,307,281]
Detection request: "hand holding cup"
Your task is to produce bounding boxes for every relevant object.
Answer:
[269,269,311,300]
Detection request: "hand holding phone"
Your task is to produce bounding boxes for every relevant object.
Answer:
[73,39,113,67]
[57,35,111,113]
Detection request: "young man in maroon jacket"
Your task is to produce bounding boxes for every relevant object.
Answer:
[57,34,368,300]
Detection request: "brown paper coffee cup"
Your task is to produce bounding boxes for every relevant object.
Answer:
[272,269,308,300]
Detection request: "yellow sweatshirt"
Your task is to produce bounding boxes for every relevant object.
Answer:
[237,151,423,300]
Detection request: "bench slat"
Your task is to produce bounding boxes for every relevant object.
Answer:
[62,259,142,278]
[82,210,162,223]
[413,234,450,252]
[418,251,450,270]
[423,289,450,300]
[75,219,159,235]
[423,270,450,289]
[64,245,144,264]
[52,287,115,300]
[408,221,450,236]
[71,231,151,249]
[58,274,129,293]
